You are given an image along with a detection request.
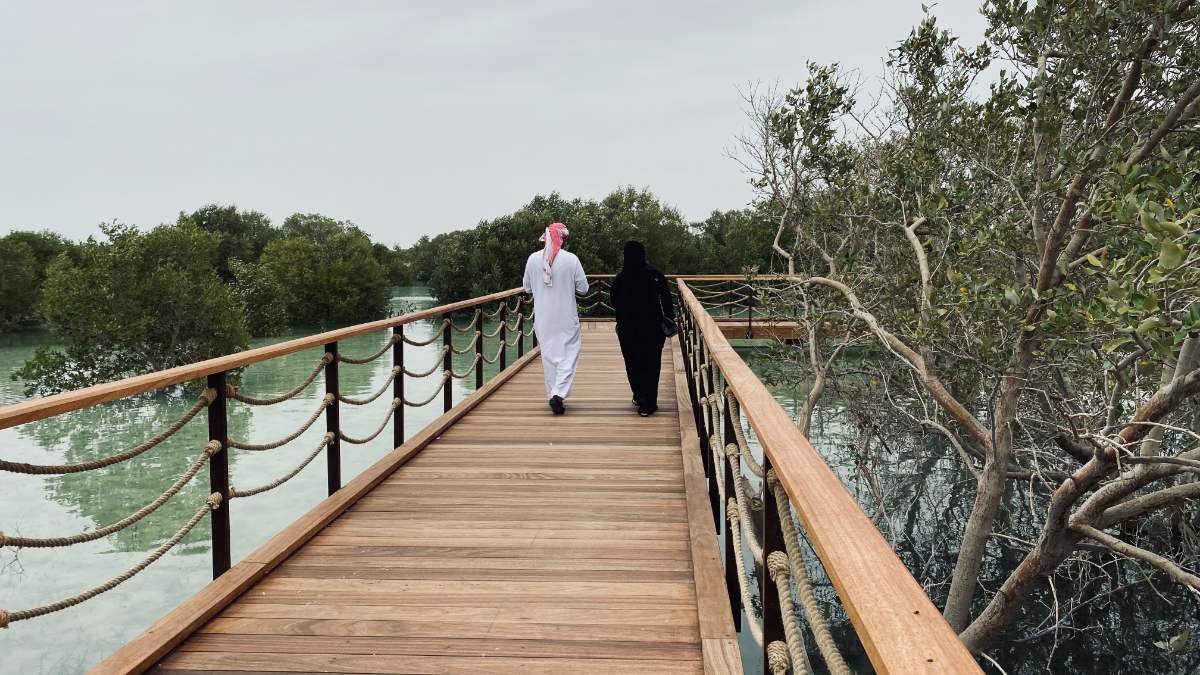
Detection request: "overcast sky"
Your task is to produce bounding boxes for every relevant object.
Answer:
[0,2,988,247]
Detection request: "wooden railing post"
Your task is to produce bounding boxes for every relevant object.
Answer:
[761,454,785,669]
[746,284,754,340]
[443,313,453,413]
[324,342,341,495]
[499,304,508,370]
[394,326,404,448]
[474,309,484,390]
[206,371,231,579]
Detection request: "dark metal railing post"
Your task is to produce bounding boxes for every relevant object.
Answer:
[394,326,404,448]
[499,304,508,370]
[474,309,484,390]
[324,343,341,495]
[517,311,525,357]
[761,453,785,670]
[443,313,453,413]
[722,411,742,632]
[206,371,231,579]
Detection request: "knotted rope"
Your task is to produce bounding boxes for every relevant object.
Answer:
[403,374,450,407]
[0,493,220,629]
[767,552,811,675]
[449,354,482,379]
[449,310,481,333]
[228,356,331,406]
[227,394,333,451]
[339,368,400,406]
[767,640,792,675]
[726,498,764,647]
[230,434,333,498]
[404,348,450,378]
[340,399,401,444]
[401,321,447,346]
[726,443,764,565]
[0,441,220,549]
[768,470,850,674]
[726,393,765,478]
[0,390,214,474]
[482,343,506,365]
[337,335,398,365]
[450,332,481,354]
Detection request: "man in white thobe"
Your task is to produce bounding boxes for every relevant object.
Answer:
[522,222,589,415]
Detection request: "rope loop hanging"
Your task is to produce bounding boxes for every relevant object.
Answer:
[450,332,481,354]
[227,394,333,451]
[228,355,331,406]
[339,368,401,406]
[0,492,220,628]
[403,348,449,378]
[0,389,215,475]
[337,335,399,365]
[230,433,334,498]
[401,321,447,346]
[402,373,450,407]
[450,354,482,379]
[0,441,220,549]
[340,400,401,444]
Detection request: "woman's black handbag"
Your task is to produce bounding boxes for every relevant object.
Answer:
[658,284,678,338]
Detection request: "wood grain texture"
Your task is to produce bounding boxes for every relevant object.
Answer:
[679,280,980,674]
[107,325,724,674]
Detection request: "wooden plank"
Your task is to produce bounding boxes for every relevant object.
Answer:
[155,652,704,674]
[679,281,980,674]
[668,338,742,674]
[90,348,542,675]
[2,288,527,429]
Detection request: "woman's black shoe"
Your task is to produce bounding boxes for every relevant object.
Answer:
[638,406,655,417]
[549,395,565,415]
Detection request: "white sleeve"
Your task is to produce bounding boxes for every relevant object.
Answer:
[522,256,533,293]
[574,256,589,294]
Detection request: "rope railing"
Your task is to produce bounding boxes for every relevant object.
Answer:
[727,498,765,648]
[228,355,331,406]
[450,332,481,354]
[404,350,449,378]
[0,389,215,475]
[0,284,541,631]
[340,400,401,444]
[339,368,401,406]
[449,354,482,379]
[336,336,398,365]
[675,279,980,674]
[0,440,220,549]
[402,373,450,407]
[401,321,448,346]
[227,394,333,451]
[230,434,334,499]
[0,493,220,629]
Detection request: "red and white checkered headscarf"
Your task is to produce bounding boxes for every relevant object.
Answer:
[538,222,569,286]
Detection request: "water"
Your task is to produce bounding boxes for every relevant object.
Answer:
[0,287,528,674]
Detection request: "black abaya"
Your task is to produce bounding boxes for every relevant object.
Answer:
[611,242,674,413]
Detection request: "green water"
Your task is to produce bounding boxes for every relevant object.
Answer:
[0,287,532,674]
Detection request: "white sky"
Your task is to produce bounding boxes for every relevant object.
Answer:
[0,1,989,247]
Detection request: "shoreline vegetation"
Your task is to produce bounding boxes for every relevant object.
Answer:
[1,190,778,397]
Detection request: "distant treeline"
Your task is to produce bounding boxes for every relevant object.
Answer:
[2,189,777,394]
[3,206,401,394]
[396,188,778,301]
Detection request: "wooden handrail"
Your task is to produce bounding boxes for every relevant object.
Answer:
[676,280,981,674]
[0,287,525,430]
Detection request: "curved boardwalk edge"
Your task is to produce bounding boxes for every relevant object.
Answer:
[90,348,543,675]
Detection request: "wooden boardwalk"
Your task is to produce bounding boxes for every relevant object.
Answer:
[144,323,734,674]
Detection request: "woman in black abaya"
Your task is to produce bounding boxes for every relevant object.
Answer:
[611,241,675,416]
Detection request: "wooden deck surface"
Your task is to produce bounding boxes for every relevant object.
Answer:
[149,323,724,674]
